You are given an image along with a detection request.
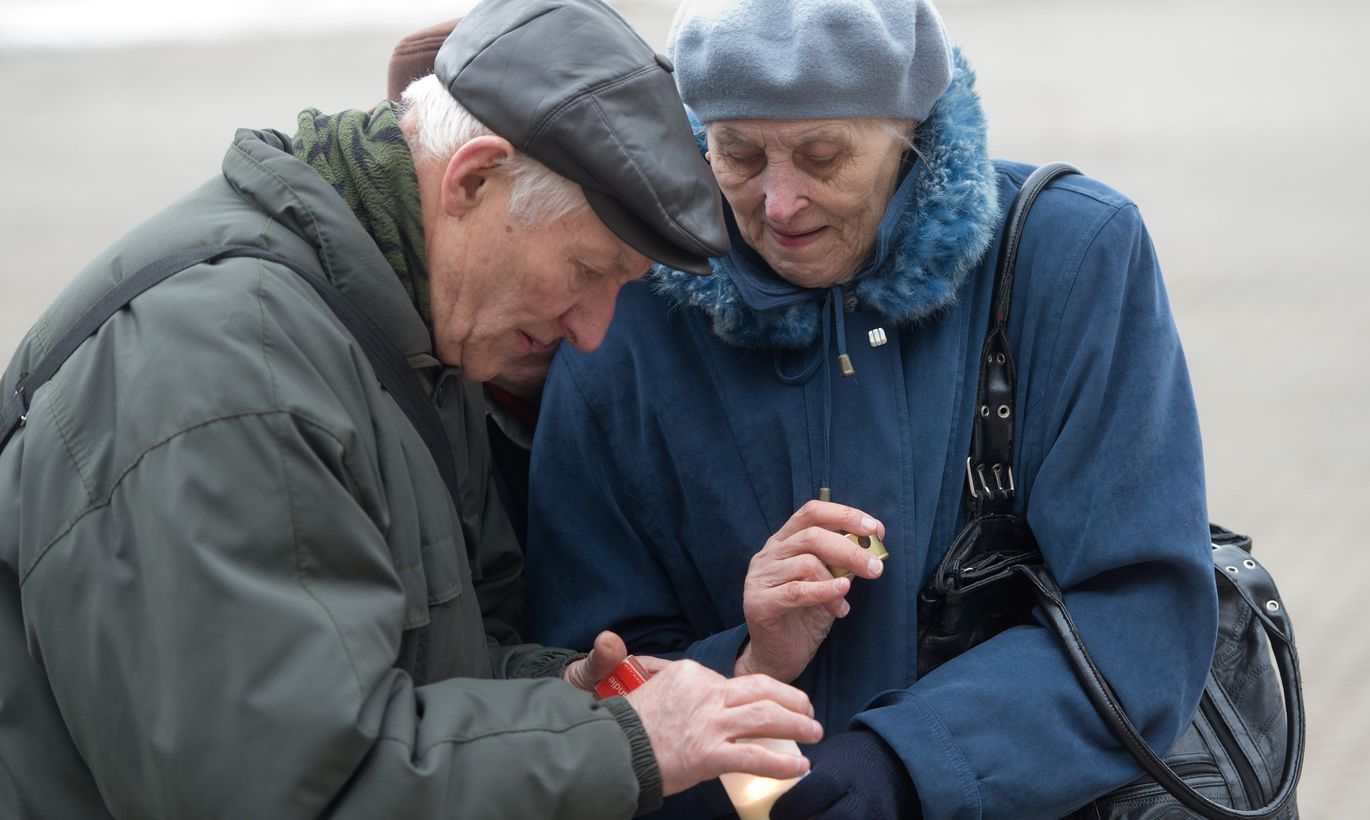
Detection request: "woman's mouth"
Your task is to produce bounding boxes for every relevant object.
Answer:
[768,225,825,249]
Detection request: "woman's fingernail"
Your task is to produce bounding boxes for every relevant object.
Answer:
[861,517,877,531]
[868,557,883,576]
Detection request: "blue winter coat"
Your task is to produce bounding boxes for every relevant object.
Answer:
[524,55,1218,819]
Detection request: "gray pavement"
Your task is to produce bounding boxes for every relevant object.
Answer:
[1,0,1365,814]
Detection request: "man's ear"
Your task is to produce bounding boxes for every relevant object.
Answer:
[441,135,517,217]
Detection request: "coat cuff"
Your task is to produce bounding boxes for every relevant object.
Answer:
[524,648,588,679]
[683,622,750,677]
[852,690,980,819]
[600,695,664,815]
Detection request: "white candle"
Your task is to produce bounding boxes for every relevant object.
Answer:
[718,738,805,820]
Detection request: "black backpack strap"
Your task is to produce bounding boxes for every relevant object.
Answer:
[2,245,238,450]
[966,162,1080,516]
[1,245,467,553]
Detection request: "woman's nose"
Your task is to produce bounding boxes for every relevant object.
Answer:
[763,167,808,224]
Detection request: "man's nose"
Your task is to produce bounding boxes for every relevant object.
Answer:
[559,281,620,352]
[763,166,808,224]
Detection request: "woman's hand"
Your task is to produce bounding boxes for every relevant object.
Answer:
[734,501,885,682]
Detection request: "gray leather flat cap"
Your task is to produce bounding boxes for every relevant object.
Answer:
[435,0,728,275]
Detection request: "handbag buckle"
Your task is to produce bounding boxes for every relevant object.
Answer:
[966,458,1014,500]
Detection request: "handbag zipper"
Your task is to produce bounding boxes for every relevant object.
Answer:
[1199,694,1264,807]
[1103,760,1226,801]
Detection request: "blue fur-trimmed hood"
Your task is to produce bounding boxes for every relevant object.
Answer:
[651,49,1000,350]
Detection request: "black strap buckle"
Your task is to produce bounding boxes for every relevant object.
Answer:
[965,457,1014,500]
[13,371,28,426]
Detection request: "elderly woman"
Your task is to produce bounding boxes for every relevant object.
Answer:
[525,1,1218,817]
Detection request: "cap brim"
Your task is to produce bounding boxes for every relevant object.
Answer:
[583,187,715,276]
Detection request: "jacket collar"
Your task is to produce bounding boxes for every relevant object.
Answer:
[651,49,1000,349]
[221,124,434,358]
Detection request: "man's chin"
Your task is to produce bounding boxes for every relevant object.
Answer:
[489,350,557,400]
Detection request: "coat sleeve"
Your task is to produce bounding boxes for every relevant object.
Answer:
[525,353,742,819]
[852,202,1219,818]
[21,408,651,820]
[437,375,586,680]
[524,357,745,672]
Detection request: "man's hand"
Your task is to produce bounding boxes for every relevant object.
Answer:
[563,631,629,691]
[625,660,823,797]
[564,631,673,692]
[735,501,885,682]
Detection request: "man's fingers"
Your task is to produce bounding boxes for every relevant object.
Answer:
[592,630,628,663]
[713,741,813,782]
[721,700,826,746]
[636,655,672,675]
[724,674,815,717]
[566,630,628,689]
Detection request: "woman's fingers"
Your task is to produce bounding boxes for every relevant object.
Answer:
[753,577,850,618]
[771,499,884,542]
[771,528,884,580]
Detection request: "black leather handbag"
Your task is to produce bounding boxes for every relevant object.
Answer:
[916,164,1305,819]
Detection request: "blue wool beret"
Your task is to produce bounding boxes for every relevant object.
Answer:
[667,0,953,123]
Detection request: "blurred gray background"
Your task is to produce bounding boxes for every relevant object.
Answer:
[1,0,1364,813]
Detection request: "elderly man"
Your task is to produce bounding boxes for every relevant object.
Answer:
[0,1,823,818]
[388,17,551,546]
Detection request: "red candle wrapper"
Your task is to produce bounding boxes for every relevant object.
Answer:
[593,655,652,699]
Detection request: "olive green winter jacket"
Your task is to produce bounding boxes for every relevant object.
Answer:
[0,125,658,819]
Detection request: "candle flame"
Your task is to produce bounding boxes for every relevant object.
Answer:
[744,776,784,802]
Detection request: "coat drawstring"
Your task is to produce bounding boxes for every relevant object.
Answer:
[772,284,855,502]
[833,284,854,379]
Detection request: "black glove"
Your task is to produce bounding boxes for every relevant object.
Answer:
[770,729,920,820]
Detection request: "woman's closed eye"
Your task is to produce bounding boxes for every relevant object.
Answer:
[720,150,765,172]
[797,146,848,175]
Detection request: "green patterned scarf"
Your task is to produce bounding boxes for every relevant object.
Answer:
[292,102,432,325]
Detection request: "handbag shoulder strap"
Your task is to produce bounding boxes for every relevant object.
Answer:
[1018,554,1304,819]
[966,162,1079,516]
[1,245,468,544]
[973,168,1306,818]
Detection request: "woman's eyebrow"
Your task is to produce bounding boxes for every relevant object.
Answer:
[795,129,850,146]
[711,129,754,148]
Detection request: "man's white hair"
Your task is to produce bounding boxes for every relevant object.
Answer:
[400,74,588,228]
